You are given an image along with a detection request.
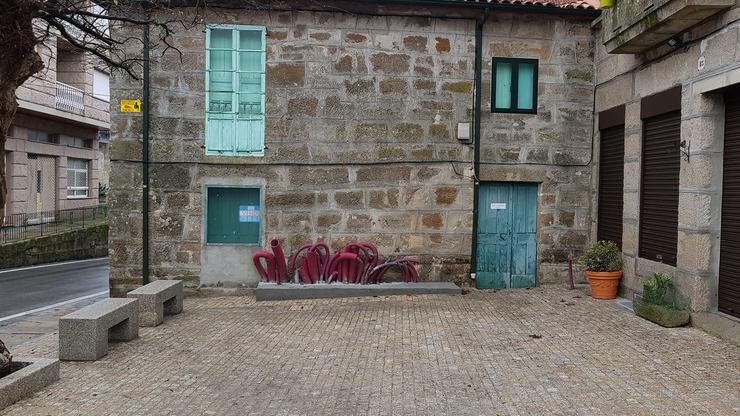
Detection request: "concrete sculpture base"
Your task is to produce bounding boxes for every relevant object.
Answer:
[256,281,460,301]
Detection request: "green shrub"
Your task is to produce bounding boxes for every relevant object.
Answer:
[579,240,622,272]
[633,301,690,327]
[640,272,690,311]
[98,183,109,199]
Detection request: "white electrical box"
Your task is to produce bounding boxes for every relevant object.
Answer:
[457,122,471,144]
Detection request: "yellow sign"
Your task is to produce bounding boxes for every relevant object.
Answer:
[120,99,141,113]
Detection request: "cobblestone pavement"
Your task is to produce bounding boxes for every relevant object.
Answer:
[2,287,739,415]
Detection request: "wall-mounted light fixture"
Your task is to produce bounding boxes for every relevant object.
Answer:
[680,140,690,162]
[667,37,683,48]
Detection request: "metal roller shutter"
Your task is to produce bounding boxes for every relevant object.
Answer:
[719,91,740,318]
[639,111,680,266]
[597,125,625,247]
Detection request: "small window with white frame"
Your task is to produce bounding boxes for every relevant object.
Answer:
[93,69,110,101]
[67,158,89,198]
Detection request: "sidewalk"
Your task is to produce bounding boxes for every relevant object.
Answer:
[0,294,106,348]
[2,288,739,415]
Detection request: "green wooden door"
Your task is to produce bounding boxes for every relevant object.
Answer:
[476,182,538,289]
[206,187,261,245]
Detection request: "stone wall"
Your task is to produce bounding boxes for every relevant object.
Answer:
[109,7,597,294]
[593,5,740,311]
[0,224,109,269]
[479,12,595,283]
[110,10,477,294]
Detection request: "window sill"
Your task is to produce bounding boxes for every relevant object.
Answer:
[205,242,262,247]
[491,108,538,115]
[67,195,91,200]
[204,152,265,158]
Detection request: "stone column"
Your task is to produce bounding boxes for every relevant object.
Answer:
[620,100,642,294]
[675,87,725,312]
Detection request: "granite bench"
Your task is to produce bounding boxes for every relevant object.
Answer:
[59,298,139,361]
[127,280,183,327]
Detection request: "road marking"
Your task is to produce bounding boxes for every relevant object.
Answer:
[0,290,109,323]
[0,257,108,274]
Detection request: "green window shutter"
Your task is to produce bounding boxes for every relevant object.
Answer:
[206,25,265,156]
[236,28,265,154]
[494,63,513,110]
[206,114,236,153]
[492,58,538,115]
[206,187,261,245]
[208,29,234,114]
[517,63,535,111]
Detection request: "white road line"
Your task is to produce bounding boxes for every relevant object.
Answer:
[0,290,109,323]
[0,257,108,274]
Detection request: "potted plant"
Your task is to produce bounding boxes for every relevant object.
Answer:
[579,240,623,300]
[633,273,691,327]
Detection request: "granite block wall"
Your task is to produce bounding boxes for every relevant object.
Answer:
[109,7,596,294]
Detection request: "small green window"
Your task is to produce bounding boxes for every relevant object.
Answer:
[205,25,266,156]
[206,187,261,245]
[492,58,538,114]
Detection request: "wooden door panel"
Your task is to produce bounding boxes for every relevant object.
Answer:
[476,182,537,289]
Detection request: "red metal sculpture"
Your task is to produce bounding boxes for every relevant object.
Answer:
[253,240,420,284]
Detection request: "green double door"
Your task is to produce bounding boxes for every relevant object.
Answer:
[476,182,538,289]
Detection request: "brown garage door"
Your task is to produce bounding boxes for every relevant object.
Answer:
[639,111,680,266]
[719,90,740,318]
[598,125,625,247]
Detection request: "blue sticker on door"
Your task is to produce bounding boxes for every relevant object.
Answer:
[239,205,260,223]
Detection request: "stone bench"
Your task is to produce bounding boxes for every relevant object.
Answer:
[127,280,183,327]
[59,298,139,361]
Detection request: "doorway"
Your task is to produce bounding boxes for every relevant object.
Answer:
[476,182,538,289]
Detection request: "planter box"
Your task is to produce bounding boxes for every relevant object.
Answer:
[0,357,59,410]
[634,300,691,327]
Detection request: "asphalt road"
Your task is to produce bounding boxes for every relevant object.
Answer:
[0,258,109,319]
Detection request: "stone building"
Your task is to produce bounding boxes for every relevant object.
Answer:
[110,0,740,340]
[109,0,599,295]
[594,0,740,336]
[8,34,110,217]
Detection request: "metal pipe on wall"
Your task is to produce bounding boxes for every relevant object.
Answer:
[142,19,151,285]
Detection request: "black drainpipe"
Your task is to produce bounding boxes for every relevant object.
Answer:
[469,8,489,282]
[142,19,151,285]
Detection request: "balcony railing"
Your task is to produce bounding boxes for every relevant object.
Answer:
[55,81,85,114]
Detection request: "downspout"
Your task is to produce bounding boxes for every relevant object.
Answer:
[142,19,151,285]
[470,8,490,282]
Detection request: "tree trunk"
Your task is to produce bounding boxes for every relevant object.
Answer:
[0,0,44,224]
[0,0,47,368]
[0,339,11,373]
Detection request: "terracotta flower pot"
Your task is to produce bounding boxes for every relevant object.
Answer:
[586,271,622,300]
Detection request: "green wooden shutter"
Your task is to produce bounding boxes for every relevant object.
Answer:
[236,28,265,154]
[517,63,535,111]
[206,28,236,154]
[205,25,265,156]
[494,63,513,110]
[206,187,261,245]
